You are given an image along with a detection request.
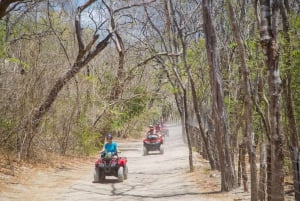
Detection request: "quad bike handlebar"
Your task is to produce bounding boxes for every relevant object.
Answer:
[99,151,121,159]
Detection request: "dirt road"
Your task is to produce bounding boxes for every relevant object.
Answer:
[0,123,246,201]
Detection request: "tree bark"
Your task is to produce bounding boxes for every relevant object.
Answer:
[226,1,257,199]
[279,1,300,200]
[188,69,217,170]
[0,0,34,20]
[258,1,285,200]
[110,31,125,101]
[202,0,236,191]
[183,88,194,172]
[239,142,248,192]
[259,142,267,201]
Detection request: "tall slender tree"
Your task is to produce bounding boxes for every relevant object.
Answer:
[202,0,236,191]
[279,0,300,200]
[226,0,258,199]
[256,0,285,200]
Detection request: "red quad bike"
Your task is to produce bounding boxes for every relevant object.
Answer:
[94,152,128,182]
[143,133,164,155]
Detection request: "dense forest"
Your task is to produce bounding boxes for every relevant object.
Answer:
[0,0,300,200]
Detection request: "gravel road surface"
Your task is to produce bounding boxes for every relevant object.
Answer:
[0,123,226,201]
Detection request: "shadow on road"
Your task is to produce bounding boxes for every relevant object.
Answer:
[92,178,122,184]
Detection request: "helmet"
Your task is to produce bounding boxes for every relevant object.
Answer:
[106,133,113,139]
[149,125,153,128]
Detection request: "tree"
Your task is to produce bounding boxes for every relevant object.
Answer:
[19,0,112,158]
[279,1,300,200]
[256,0,285,200]
[0,0,42,20]
[202,0,236,191]
[12,0,156,158]
[226,0,257,199]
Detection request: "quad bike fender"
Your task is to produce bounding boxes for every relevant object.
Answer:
[95,158,102,165]
[118,157,127,166]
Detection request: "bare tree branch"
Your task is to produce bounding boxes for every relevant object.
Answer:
[114,0,156,14]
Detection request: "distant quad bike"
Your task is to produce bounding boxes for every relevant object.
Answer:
[143,133,164,155]
[94,152,128,182]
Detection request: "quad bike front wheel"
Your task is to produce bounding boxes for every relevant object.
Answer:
[143,146,148,156]
[99,169,105,181]
[160,145,164,154]
[93,168,99,182]
[94,167,105,182]
[124,165,128,180]
[118,167,124,182]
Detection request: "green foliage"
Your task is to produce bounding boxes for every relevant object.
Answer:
[110,86,150,132]
[228,41,237,49]
[279,12,300,131]
[0,117,16,151]
[0,21,7,58]
[148,107,163,125]
[161,101,172,121]
[74,115,101,155]
[5,57,31,71]
[164,81,180,95]
[0,117,13,131]
[185,39,212,110]
[124,87,149,119]
[82,74,98,83]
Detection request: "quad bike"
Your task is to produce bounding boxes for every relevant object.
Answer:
[143,133,164,155]
[94,152,128,182]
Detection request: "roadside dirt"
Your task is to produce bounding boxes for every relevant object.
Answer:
[0,123,252,201]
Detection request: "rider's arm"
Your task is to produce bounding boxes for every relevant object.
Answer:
[101,143,107,153]
[114,142,120,154]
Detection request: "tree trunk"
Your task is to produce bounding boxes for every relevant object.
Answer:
[279,1,300,200]
[178,17,216,170]
[173,88,186,142]
[188,70,216,170]
[110,32,125,101]
[258,1,284,200]
[259,142,267,201]
[239,142,248,192]
[202,0,236,191]
[183,89,194,172]
[266,144,272,201]
[0,0,33,20]
[226,1,257,199]
[238,145,241,187]
[207,113,220,170]
[290,148,300,201]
